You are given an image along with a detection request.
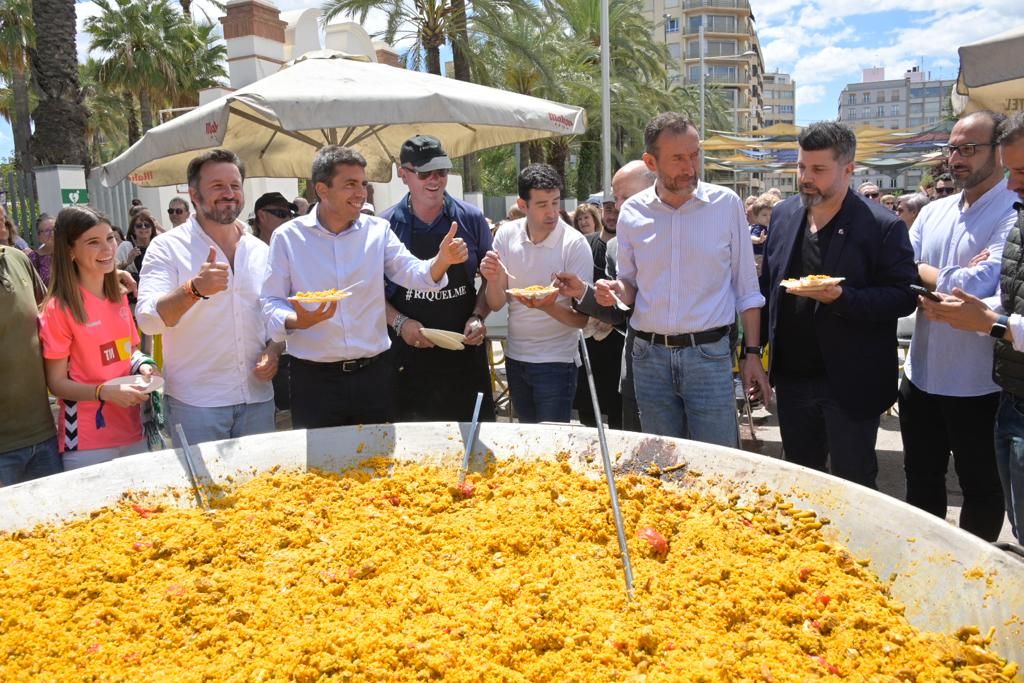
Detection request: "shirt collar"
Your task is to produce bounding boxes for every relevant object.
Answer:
[959,177,1010,214]
[306,205,363,236]
[516,217,565,248]
[398,192,455,225]
[646,181,708,210]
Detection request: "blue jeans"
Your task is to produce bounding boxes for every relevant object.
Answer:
[166,396,275,447]
[995,392,1024,541]
[0,436,61,486]
[631,335,738,447]
[505,358,578,424]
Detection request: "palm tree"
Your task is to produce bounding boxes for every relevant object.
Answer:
[80,59,133,164]
[0,0,34,174]
[85,0,185,134]
[29,0,89,167]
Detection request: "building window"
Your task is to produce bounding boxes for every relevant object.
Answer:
[664,0,679,7]
[668,43,681,59]
[687,14,736,33]
[863,107,871,119]
[862,92,871,104]
[891,104,900,116]
[891,90,900,102]
[847,93,856,105]
[665,17,679,33]
[848,108,857,120]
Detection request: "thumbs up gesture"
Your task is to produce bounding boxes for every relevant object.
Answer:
[437,221,469,268]
[192,246,230,297]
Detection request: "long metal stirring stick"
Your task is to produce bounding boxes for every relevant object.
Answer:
[458,392,485,484]
[578,330,635,598]
[174,423,209,510]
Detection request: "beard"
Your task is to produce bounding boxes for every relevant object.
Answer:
[662,174,698,194]
[798,187,823,209]
[196,192,242,225]
[953,155,996,191]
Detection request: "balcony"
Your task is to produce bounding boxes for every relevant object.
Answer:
[684,0,751,9]
[682,18,754,36]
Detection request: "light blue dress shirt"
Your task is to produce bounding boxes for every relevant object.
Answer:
[261,210,447,363]
[616,182,764,335]
[906,178,1017,396]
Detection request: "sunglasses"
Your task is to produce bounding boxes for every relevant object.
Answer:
[935,187,956,196]
[864,192,879,199]
[136,221,155,230]
[167,208,186,215]
[940,143,996,158]
[262,207,294,219]
[405,167,449,181]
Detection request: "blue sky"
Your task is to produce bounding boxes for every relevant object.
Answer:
[1,0,1019,161]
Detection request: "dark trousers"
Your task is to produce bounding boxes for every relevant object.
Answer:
[621,330,641,431]
[898,378,1004,540]
[289,354,395,429]
[575,332,624,429]
[775,374,880,488]
[271,354,291,411]
[395,345,495,422]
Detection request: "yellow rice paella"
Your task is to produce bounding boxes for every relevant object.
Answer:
[0,458,1018,682]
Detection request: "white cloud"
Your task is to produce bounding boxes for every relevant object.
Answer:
[795,84,826,107]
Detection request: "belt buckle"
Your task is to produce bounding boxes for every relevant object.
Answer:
[341,359,359,373]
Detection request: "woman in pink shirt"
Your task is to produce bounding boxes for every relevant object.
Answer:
[39,206,159,470]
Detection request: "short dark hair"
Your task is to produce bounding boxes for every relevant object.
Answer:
[517,164,563,201]
[186,149,245,190]
[798,121,857,165]
[936,173,954,184]
[644,112,694,157]
[997,111,1024,147]
[312,145,367,189]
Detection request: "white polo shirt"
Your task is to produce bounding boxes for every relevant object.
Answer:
[493,218,593,363]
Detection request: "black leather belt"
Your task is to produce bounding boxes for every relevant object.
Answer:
[631,326,729,348]
[293,353,382,374]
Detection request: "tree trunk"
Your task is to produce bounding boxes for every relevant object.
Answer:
[180,0,192,18]
[28,0,89,168]
[11,65,33,176]
[576,130,599,200]
[528,140,544,169]
[448,0,478,193]
[518,142,530,171]
[139,90,154,133]
[546,140,569,190]
[425,47,441,77]
[122,91,140,146]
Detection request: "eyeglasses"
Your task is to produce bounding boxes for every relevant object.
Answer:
[864,192,879,199]
[935,186,956,196]
[262,207,294,219]
[940,143,996,158]
[136,221,155,230]
[404,167,449,181]
[167,208,186,216]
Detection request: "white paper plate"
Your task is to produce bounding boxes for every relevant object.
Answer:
[287,291,353,304]
[105,375,164,394]
[780,276,845,292]
[419,328,465,351]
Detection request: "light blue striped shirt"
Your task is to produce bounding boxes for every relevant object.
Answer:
[616,182,764,335]
[261,210,446,362]
[906,178,1017,396]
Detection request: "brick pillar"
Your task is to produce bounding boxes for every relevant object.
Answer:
[220,0,288,89]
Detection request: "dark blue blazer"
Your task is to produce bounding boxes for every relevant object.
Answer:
[760,190,917,418]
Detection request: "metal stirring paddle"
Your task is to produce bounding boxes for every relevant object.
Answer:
[458,392,485,484]
[577,330,635,598]
[174,423,210,511]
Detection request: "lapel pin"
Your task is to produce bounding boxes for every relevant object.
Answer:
[837,228,845,236]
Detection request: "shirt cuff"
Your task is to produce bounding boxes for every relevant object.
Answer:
[1009,313,1024,353]
[736,292,766,313]
[134,301,167,336]
[265,302,292,343]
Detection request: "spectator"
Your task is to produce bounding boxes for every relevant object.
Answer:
[137,149,281,447]
[573,203,602,236]
[766,187,784,200]
[262,145,466,429]
[896,192,929,228]
[27,214,55,284]
[915,111,1024,541]
[251,192,297,246]
[116,209,160,277]
[749,192,779,262]
[760,121,916,488]
[293,197,310,215]
[480,164,592,424]
[744,195,758,224]
[858,181,881,201]
[0,217,19,248]
[901,110,1014,541]
[166,197,190,228]
[39,206,157,470]
[599,113,769,446]
[880,194,897,212]
[0,205,60,485]
[934,173,956,198]
[919,176,936,199]
[506,205,525,221]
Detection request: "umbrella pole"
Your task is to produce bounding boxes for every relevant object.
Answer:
[578,330,635,599]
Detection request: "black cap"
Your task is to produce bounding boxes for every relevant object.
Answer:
[255,192,298,214]
[399,135,453,173]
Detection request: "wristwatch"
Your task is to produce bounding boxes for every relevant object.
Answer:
[743,345,764,357]
[990,315,1010,339]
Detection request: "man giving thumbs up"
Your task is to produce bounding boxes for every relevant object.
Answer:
[137,149,281,447]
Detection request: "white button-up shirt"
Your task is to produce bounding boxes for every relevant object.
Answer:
[493,218,593,363]
[617,182,764,335]
[906,179,1017,396]
[136,217,273,408]
[261,210,447,363]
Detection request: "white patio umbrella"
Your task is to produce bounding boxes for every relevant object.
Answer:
[100,50,587,187]
[953,25,1024,116]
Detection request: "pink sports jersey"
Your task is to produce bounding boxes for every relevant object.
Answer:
[39,289,143,452]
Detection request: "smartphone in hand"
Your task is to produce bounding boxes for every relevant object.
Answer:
[910,283,942,303]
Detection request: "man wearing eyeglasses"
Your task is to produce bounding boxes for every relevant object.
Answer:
[933,173,956,198]
[252,192,296,246]
[899,110,1017,541]
[858,182,881,201]
[166,197,189,228]
[379,135,495,422]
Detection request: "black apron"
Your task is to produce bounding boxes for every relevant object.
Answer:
[390,226,495,421]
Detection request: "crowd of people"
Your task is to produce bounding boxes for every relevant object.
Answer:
[2,112,1024,545]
